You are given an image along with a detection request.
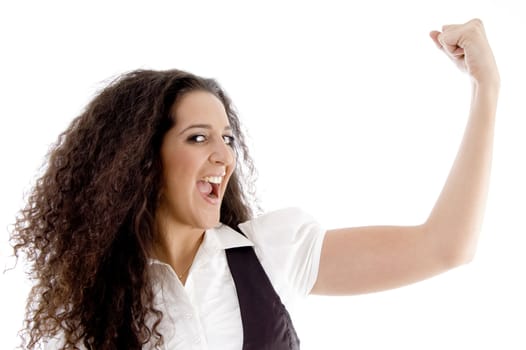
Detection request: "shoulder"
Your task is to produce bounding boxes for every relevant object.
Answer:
[237,207,327,304]
[238,207,324,244]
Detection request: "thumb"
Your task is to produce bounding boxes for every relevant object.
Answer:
[437,30,463,56]
[429,30,442,49]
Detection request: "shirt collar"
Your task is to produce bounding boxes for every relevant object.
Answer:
[212,223,254,250]
[147,223,254,267]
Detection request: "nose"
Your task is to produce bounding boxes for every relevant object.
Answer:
[209,137,235,166]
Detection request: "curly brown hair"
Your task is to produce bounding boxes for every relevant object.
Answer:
[10,69,258,349]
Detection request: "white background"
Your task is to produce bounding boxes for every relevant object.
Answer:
[1,1,524,349]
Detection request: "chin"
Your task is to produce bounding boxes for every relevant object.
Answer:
[196,213,221,230]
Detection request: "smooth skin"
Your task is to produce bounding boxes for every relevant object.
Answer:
[311,19,500,295]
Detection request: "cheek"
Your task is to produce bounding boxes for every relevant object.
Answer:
[162,149,203,186]
[225,166,237,188]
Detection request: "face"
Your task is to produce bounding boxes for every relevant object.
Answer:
[157,90,236,231]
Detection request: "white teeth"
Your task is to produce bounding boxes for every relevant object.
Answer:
[202,176,223,184]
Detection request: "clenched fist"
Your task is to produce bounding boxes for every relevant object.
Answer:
[430,18,500,87]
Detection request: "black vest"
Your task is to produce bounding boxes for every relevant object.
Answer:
[225,246,301,350]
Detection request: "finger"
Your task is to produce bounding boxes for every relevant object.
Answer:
[430,30,461,59]
[429,30,443,49]
[437,32,460,55]
[442,24,461,32]
[451,46,465,57]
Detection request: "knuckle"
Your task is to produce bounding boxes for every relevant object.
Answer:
[469,19,485,36]
[469,18,484,31]
[471,18,483,26]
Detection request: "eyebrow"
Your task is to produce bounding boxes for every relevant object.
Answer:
[178,124,232,135]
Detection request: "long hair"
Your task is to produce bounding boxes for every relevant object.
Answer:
[10,69,258,349]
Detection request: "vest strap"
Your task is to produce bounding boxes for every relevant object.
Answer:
[225,246,300,350]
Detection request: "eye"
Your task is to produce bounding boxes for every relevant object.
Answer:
[223,135,235,146]
[188,134,207,143]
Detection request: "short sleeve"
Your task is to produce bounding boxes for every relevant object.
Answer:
[237,207,326,305]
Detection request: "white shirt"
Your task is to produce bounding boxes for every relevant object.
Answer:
[44,207,326,349]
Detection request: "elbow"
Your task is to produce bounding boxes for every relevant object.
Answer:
[443,239,478,269]
[449,249,475,268]
[423,223,479,270]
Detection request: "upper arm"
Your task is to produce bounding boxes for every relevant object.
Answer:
[310,224,456,296]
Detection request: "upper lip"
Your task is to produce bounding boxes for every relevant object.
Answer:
[201,170,226,179]
[200,170,227,190]
[199,172,226,198]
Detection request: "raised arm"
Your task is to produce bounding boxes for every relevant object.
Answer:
[311,19,500,296]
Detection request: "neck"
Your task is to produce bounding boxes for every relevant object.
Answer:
[153,211,205,281]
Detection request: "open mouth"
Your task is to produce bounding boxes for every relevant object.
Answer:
[208,182,220,198]
[197,175,223,204]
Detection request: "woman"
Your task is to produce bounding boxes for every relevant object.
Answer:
[11,18,499,349]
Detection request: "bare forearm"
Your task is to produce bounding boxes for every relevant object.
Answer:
[425,81,499,265]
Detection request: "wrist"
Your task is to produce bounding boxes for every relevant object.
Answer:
[472,76,500,96]
[470,80,500,120]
